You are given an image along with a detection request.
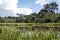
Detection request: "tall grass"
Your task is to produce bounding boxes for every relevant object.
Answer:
[0,26,60,40]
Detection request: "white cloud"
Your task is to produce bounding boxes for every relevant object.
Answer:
[0,0,3,4]
[17,8,32,15]
[5,0,18,10]
[0,0,32,16]
[13,7,32,16]
[35,0,47,6]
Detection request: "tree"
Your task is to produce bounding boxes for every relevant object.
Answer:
[37,1,59,23]
[16,13,26,23]
[31,12,37,22]
[43,1,58,13]
[38,9,59,23]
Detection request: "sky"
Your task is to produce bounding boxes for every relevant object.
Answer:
[0,0,60,17]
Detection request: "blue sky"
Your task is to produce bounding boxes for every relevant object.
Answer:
[0,0,60,17]
[17,0,41,12]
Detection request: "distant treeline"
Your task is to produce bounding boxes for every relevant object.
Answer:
[0,1,60,23]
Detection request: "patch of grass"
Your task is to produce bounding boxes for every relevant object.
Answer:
[0,23,60,27]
